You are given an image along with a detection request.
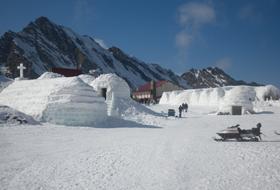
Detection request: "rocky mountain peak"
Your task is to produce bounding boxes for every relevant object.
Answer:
[181,67,262,89]
[0,16,187,89]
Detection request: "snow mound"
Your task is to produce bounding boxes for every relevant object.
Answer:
[0,77,107,126]
[0,105,39,125]
[160,85,280,114]
[90,73,131,100]
[37,72,64,79]
[78,74,96,85]
[255,85,280,100]
[112,97,159,117]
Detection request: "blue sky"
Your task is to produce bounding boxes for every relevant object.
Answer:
[0,0,279,87]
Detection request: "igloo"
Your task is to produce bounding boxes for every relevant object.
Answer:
[0,77,107,126]
[218,86,256,114]
[90,73,131,101]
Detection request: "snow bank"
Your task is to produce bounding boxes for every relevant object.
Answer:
[0,77,107,126]
[90,73,131,100]
[37,72,64,79]
[160,85,280,114]
[0,105,39,125]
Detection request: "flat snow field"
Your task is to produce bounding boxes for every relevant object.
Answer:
[1,104,280,190]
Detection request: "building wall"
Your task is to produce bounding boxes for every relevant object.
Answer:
[132,91,151,99]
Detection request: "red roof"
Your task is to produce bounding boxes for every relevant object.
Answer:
[136,80,168,92]
[52,68,82,77]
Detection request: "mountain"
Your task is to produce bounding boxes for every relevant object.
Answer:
[181,67,262,89]
[0,16,187,89]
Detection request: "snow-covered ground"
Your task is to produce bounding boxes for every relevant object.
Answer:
[1,102,280,190]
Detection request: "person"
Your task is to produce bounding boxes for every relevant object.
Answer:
[184,103,188,112]
[178,105,183,118]
[252,123,262,140]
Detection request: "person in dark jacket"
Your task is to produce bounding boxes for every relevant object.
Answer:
[252,123,262,140]
[184,103,188,112]
[178,105,183,118]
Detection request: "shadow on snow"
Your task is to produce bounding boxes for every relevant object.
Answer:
[95,117,162,129]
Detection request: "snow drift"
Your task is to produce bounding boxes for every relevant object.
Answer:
[160,85,280,114]
[0,105,39,125]
[0,77,107,126]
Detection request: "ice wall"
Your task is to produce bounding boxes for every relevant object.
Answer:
[160,85,280,114]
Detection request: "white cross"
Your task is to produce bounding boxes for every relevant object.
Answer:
[17,63,26,79]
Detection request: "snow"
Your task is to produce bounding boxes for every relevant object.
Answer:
[160,85,280,114]
[88,73,158,120]
[90,73,131,100]
[78,74,96,85]
[0,77,107,126]
[37,72,64,79]
[0,77,279,189]
[0,103,280,190]
[0,105,39,125]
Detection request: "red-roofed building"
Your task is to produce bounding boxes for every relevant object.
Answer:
[132,80,183,103]
[51,68,82,77]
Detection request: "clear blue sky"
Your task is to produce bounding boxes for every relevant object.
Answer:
[0,0,279,87]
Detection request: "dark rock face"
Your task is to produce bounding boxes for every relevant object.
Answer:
[181,67,262,89]
[0,16,186,89]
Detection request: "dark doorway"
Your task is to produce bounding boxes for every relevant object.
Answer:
[101,88,107,100]
[232,106,242,115]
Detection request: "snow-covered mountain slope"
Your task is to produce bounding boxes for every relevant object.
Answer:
[0,16,187,89]
[181,67,262,89]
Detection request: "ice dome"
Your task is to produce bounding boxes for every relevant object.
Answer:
[218,86,255,114]
[0,77,107,126]
[90,73,131,101]
[37,72,64,79]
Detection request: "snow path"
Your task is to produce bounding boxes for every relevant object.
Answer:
[1,105,280,190]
